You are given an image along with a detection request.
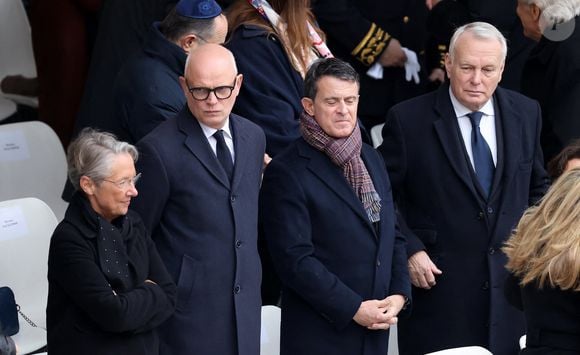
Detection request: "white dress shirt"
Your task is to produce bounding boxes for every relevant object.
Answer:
[198,118,235,163]
[449,88,497,169]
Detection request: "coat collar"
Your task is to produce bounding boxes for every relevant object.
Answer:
[177,107,251,191]
[432,84,523,203]
[296,139,379,238]
[143,23,187,76]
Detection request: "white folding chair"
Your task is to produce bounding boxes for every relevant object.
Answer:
[260,305,281,355]
[519,334,526,350]
[0,121,68,221]
[387,324,399,355]
[370,123,385,148]
[425,346,493,355]
[0,0,38,108]
[0,197,58,354]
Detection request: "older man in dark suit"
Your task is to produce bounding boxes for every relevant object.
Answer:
[260,58,411,355]
[378,22,549,355]
[131,43,265,355]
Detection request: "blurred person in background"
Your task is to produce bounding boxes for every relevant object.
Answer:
[517,0,580,163]
[547,138,580,180]
[226,0,333,304]
[113,0,227,144]
[504,168,580,354]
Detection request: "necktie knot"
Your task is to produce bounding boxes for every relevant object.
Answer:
[213,129,225,141]
[468,111,484,128]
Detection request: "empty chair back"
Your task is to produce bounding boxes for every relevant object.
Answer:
[0,0,36,81]
[0,121,68,221]
[425,346,493,355]
[0,197,58,354]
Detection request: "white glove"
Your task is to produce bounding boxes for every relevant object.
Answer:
[402,47,421,84]
[366,62,384,80]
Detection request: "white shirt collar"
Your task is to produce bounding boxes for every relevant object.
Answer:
[198,117,232,140]
[448,87,494,118]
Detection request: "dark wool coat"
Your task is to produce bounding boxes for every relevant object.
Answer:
[47,193,176,355]
[505,274,580,354]
[227,24,304,157]
[113,23,187,144]
[132,108,265,355]
[261,139,411,355]
[378,84,549,355]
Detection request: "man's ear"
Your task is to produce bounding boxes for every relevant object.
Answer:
[444,53,452,79]
[236,74,244,89]
[80,175,95,196]
[531,3,542,21]
[179,34,199,53]
[179,76,188,93]
[301,97,315,116]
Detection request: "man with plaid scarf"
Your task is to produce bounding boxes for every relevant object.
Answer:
[260,57,410,355]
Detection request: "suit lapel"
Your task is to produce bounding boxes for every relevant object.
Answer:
[299,141,377,237]
[230,114,251,191]
[178,109,231,189]
[432,86,480,198]
[491,88,522,203]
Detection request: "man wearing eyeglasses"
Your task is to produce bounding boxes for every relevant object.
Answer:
[112,0,228,144]
[131,43,266,355]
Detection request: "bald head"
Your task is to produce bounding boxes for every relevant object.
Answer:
[186,43,237,78]
[180,43,243,129]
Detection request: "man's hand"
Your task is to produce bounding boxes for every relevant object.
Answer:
[428,68,445,84]
[353,299,391,329]
[368,295,406,330]
[378,38,407,68]
[408,251,442,289]
[425,0,441,10]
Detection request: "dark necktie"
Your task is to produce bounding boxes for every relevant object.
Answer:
[468,111,495,197]
[214,129,234,181]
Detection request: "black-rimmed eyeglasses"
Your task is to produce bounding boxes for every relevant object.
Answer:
[186,78,237,101]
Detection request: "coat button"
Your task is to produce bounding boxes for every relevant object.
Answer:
[236,240,242,248]
[230,195,236,202]
[477,211,484,220]
[482,281,489,290]
[234,285,241,294]
[376,260,381,267]
[487,207,494,214]
[489,247,495,255]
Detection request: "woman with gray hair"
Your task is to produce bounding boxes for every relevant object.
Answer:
[46,128,176,355]
[517,0,580,163]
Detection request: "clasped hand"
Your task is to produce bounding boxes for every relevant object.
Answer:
[353,295,406,330]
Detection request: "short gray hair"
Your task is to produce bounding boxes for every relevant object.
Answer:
[67,128,138,191]
[520,0,580,24]
[449,22,507,63]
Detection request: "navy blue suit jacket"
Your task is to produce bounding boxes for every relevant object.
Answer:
[260,139,410,355]
[132,108,265,355]
[378,84,549,355]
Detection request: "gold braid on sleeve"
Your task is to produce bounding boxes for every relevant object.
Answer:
[351,23,392,67]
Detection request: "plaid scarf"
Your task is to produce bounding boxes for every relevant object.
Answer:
[300,111,381,223]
